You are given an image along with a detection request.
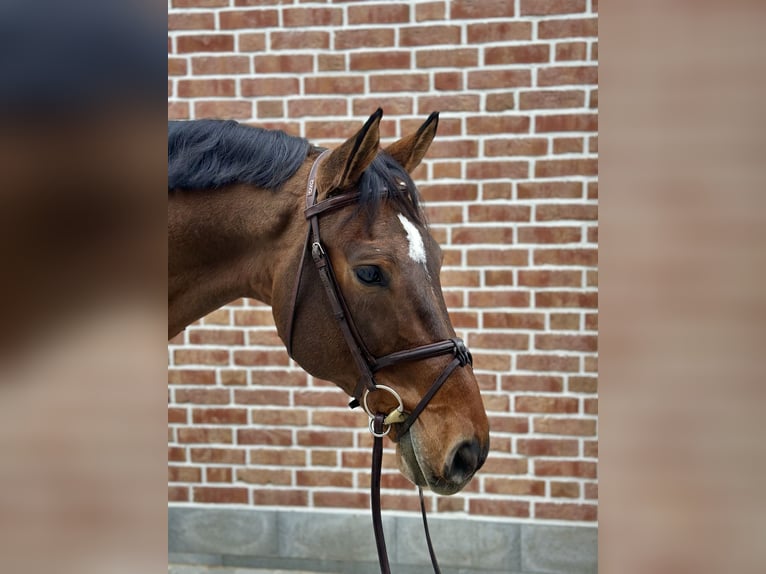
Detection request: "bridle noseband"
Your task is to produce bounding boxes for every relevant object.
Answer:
[284,150,475,574]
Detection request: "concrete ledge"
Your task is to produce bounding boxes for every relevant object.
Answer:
[169,505,596,574]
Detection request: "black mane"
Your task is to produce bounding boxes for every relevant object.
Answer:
[168,119,310,191]
[168,119,425,225]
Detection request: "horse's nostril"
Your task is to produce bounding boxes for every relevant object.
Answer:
[446,439,482,484]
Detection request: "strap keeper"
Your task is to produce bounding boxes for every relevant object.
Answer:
[348,398,360,410]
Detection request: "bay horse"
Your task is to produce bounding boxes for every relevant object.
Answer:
[168,109,489,500]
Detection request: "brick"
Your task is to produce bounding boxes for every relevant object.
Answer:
[539,66,598,86]
[177,78,237,98]
[584,482,598,499]
[584,398,598,414]
[486,92,515,111]
[584,312,598,330]
[484,313,545,330]
[192,408,248,425]
[177,428,233,443]
[250,448,306,466]
[536,113,598,132]
[241,77,299,98]
[535,460,597,478]
[175,388,229,404]
[237,428,292,446]
[518,227,581,244]
[305,76,365,95]
[416,49,478,68]
[584,356,597,372]
[452,0,516,19]
[518,270,581,286]
[432,162,462,179]
[584,441,598,458]
[293,391,346,408]
[487,415,529,433]
[469,290,530,308]
[469,333,529,350]
[501,375,563,392]
[466,116,530,134]
[250,371,306,387]
[539,18,598,38]
[417,94,480,113]
[207,467,232,483]
[168,446,186,462]
[349,51,411,71]
[518,181,582,199]
[168,407,187,424]
[551,481,580,498]
[536,502,597,521]
[168,369,216,385]
[424,204,463,224]
[190,447,245,464]
[194,487,248,504]
[191,56,249,75]
[536,334,597,352]
[550,313,581,330]
[536,291,598,309]
[258,100,284,119]
[467,248,527,266]
[467,21,531,42]
[426,139,479,158]
[534,417,596,436]
[485,478,545,496]
[485,137,547,157]
[254,54,313,74]
[553,137,584,154]
[467,69,531,89]
[271,31,329,50]
[237,468,292,485]
[556,41,588,61]
[168,57,187,76]
[534,248,597,266]
[521,0,587,15]
[176,34,234,53]
[305,120,367,140]
[169,486,188,502]
[253,489,308,506]
[518,438,579,457]
[589,135,599,154]
[416,1,445,21]
[335,28,393,50]
[453,226,515,245]
[297,470,353,488]
[202,309,230,325]
[234,349,290,366]
[173,0,227,6]
[283,7,342,27]
[519,89,586,110]
[472,351,511,371]
[470,499,529,517]
[289,98,350,118]
[168,102,189,120]
[168,12,215,30]
[219,9,278,28]
[168,466,202,482]
[194,100,252,119]
[466,160,528,180]
[485,45,549,65]
[234,389,290,406]
[400,25,461,46]
[516,396,578,413]
[187,329,244,346]
[297,430,354,447]
[239,33,266,52]
[517,354,579,372]
[312,450,339,467]
[369,73,429,92]
[348,3,410,24]
[318,54,345,72]
[251,409,309,426]
[434,71,462,91]
[419,183,478,202]
[314,492,368,509]
[311,410,364,428]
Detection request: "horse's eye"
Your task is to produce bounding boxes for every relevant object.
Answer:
[355,265,386,286]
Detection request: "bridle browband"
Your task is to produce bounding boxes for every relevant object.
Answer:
[284,149,475,574]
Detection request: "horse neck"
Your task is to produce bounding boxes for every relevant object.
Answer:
[168,183,302,337]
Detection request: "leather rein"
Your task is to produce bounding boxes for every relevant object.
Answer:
[284,150,474,574]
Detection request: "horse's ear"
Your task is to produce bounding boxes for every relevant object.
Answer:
[384,111,439,173]
[318,108,382,197]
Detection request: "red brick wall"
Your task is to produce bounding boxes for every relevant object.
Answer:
[168,0,598,524]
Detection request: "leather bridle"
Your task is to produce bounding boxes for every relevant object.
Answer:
[284,150,475,574]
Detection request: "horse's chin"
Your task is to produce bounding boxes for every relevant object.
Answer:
[396,431,466,496]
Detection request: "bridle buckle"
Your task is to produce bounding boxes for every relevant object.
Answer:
[362,385,405,437]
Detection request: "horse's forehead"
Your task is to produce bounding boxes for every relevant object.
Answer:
[396,213,427,266]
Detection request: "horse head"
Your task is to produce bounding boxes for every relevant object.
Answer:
[273,110,490,495]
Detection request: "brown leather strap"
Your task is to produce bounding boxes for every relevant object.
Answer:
[371,413,391,574]
[419,486,441,574]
